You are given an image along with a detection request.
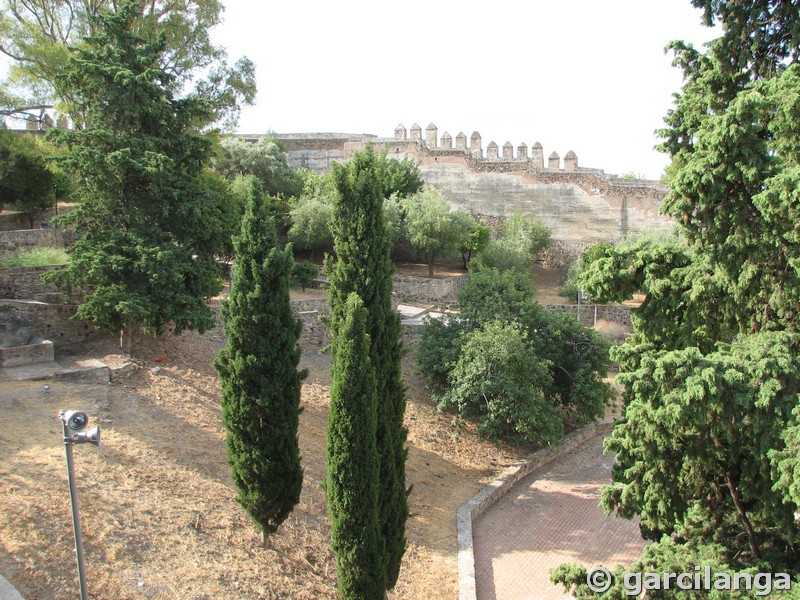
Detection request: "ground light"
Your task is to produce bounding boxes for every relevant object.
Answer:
[60,410,101,600]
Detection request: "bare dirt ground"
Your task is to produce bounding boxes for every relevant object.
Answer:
[0,287,528,600]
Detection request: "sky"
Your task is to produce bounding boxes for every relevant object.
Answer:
[211,0,720,180]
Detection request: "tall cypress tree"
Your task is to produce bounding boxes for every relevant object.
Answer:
[326,292,386,600]
[214,181,306,541]
[326,145,408,589]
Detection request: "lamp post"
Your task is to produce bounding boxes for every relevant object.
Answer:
[60,410,101,600]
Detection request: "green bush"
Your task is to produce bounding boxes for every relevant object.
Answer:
[416,264,611,445]
[439,321,561,446]
[0,247,69,267]
[415,314,471,395]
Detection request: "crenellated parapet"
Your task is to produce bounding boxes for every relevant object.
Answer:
[389,122,581,171]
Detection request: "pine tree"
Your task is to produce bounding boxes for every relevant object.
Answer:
[44,3,241,345]
[565,0,800,579]
[326,144,408,589]
[326,292,386,600]
[214,181,305,541]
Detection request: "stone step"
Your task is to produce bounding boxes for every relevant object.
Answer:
[0,357,109,383]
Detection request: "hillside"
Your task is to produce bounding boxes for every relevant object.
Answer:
[0,287,526,599]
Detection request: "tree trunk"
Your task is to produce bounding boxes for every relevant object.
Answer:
[427,252,434,278]
[726,473,762,559]
[119,324,133,355]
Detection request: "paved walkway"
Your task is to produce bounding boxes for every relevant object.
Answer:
[473,433,648,600]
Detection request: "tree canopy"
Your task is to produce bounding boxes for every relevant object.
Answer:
[0,128,64,224]
[553,2,800,593]
[215,134,303,198]
[400,187,474,278]
[418,265,611,446]
[0,0,254,128]
[44,2,237,341]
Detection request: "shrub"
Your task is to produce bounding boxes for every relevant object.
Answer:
[439,321,561,446]
[415,314,471,395]
[416,263,611,445]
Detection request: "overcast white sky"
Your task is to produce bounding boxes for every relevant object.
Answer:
[212,0,719,180]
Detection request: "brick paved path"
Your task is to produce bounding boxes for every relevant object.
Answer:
[473,433,648,600]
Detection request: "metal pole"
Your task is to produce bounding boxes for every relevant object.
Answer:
[63,424,89,600]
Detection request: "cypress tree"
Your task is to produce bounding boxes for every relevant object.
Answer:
[326,293,385,599]
[214,182,306,541]
[326,145,408,589]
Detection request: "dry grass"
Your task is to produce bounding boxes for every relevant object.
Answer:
[593,318,633,345]
[0,291,525,600]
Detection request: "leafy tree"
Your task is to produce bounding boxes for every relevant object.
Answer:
[415,314,472,396]
[214,191,305,543]
[473,211,551,273]
[288,196,334,262]
[0,129,56,225]
[440,320,560,446]
[456,217,490,269]
[228,173,294,237]
[287,170,337,258]
[602,332,800,560]
[501,211,552,256]
[43,3,238,346]
[195,168,249,262]
[291,260,318,292]
[378,152,423,199]
[0,0,255,128]
[215,134,303,198]
[326,144,407,590]
[383,193,405,248]
[326,292,386,600]
[401,187,466,277]
[559,243,614,301]
[535,311,613,426]
[457,265,542,325]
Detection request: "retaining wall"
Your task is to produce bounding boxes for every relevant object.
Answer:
[0,228,67,254]
[0,265,67,301]
[543,303,632,327]
[0,300,95,352]
[392,273,467,304]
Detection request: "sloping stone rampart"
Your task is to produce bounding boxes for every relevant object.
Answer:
[271,129,672,247]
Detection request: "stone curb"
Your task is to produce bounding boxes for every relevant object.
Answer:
[456,419,615,600]
[0,575,25,600]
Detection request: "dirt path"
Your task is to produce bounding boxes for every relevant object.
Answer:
[472,434,647,600]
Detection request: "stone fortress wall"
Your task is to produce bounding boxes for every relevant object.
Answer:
[245,123,674,267]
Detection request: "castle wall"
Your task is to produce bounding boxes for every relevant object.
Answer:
[259,128,675,254]
[272,133,378,172]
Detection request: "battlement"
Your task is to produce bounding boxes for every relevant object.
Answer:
[268,124,665,196]
[393,122,578,170]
